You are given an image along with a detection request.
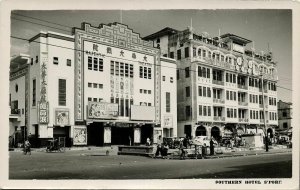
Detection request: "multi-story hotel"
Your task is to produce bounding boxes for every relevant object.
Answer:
[144,26,278,140]
[9,22,177,147]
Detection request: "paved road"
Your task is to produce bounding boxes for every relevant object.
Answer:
[9,150,292,179]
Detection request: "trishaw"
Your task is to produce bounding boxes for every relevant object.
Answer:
[46,139,65,152]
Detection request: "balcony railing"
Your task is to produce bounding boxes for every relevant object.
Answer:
[212,80,224,86]
[213,116,225,122]
[260,119,264,123]
[237,84,248,90]
[259,104,268,109]
[213,99,225,104]
[239,118,249,122]
[10,108,21,115]
[238,101,248,106]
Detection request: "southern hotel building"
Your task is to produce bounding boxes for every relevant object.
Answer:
[9,22,278,147]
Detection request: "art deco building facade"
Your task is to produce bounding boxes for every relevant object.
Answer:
[9,22,177,147]
[144,27,278,140]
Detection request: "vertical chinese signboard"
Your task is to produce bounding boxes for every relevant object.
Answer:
[38,101,49,124]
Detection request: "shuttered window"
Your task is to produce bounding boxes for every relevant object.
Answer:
[58,79,66,106]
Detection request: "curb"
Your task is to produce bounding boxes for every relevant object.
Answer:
[205,150,292,159]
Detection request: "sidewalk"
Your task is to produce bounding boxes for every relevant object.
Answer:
[204,148,292,159]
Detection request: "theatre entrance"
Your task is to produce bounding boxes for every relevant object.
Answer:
[111,125,134,145]
[87,122,104,146]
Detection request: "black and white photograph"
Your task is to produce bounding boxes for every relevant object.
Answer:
[0,0,299,189]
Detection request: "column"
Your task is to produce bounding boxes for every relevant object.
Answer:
[134,127,141,145]
[104,126,111,146]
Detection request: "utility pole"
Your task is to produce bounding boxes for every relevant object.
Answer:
[260,74,268,152]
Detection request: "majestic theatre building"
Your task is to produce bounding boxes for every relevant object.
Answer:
[144,27,278,141]
[9,22,177,147]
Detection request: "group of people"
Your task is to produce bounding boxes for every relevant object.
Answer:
[154,135,219,159]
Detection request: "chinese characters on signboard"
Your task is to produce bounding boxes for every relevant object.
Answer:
[88,102,118,119]
[38,101,49,124]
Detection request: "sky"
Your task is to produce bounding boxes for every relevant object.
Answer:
[10,9,292,102]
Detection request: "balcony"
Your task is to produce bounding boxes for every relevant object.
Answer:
[239,118,249,123]
[213,116,225,122]
[213,99,225,104]
[9,108,21,120]
[238,101,248,106]
[237,84,248,90]
[212,80,224,86]
[259,104,268,109]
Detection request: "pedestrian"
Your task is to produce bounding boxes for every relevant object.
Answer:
[179,138,186,160]
[129,136,132,146]
[155,135,162,158]
[23,139,31,155]
[202,143,207,158]
[161,143,169,159]
[146,137,151,146]
[210,138,214,155]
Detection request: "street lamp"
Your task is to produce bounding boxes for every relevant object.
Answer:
[260,72,268,152]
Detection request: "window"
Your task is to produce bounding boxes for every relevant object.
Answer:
[250,110,253,119]
[53,57,59,65]
[66,59,71,66]
[58,79,66,106]
[203,106,207,116]
[144,89,147,94]
[234,92,236,101]
[176,69,180,80]
[110,97,114,103]
[283,122,288,129]
[166,92,170,113]
[185,86,190,97]
[170,52,174,59]
[129,65,134,78]
[203,87,206,97]
[282,111,287,117]
[88,97,92,101]
[207,68,210,78]
[162,76,166,81]
[139,66,143,78]
[32,79,36,106]
[199,105,202,116]
[198,66,202,77]
[177,49,181,60]
[147,67,150,79]
[93,98,97,102]
[88,56,93,70]
[186,106,191,117]
[140,89,143,93]
[226,91,229,100]
[99,84,103,89]
[144,67,149,79]
[93,83,97,88]
[88,83,92,87]
[208,106,211,116]
[207,87,211,97]
[99,59,103,71]
[185,47,189,58]
[226,73,229,82]
[35,56,38,63]
[198,86,202,96]
[31,58,33,65]
[148,90,151,94]
[202,67,206,78]
[170,77,173,83]
[185,67,190,78]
